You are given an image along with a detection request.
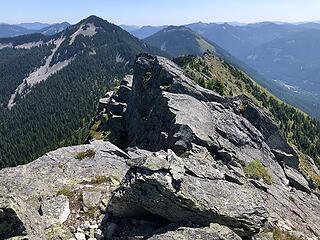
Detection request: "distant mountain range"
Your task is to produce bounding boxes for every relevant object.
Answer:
[184,21,320,118]
[131,25,168,39]
[124,21,320,118]
[121,21,320,39]
[0,22,71,38]
[16,22,51,30]
[1,15,320,240]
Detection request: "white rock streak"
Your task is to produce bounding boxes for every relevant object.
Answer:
[69,23,97,45]
[8,37,72,109]
[0,43,13,49]
[15,41,44,49]
[0,41,43,50]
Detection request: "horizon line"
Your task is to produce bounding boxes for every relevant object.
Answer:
[1,16,320,28]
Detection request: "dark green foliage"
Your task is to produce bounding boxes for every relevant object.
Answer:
[0,16,164,169]
[207,80,225,95]
[0,56,107,168]
[0,46,53,105]
[0,33,49,46]
[175,55,225,96]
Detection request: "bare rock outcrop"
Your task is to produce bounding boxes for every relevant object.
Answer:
[147,223,242,240]
[102,54,320,239]
[0,141,129,239]
[0,54,320,239]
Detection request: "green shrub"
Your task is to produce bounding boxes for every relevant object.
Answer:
[103,131,112,141]
[57,188,74,198]
[207,80,225,96]
[273,227,304,240]
[244,160,273,185]
[299,153,320,190]
[75,149,96,160]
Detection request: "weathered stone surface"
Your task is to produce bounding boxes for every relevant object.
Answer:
[147,223,242,240]
[102,54,288,185]
[284,165,312,194]
[41,195,70,227]
[0,141,129,239]
[82,190,102,209]
[109,148,268,237]
[104,54,320,239]
[75,232,86,240]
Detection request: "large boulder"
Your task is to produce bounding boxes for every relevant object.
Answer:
[0,141,130,239]
[40,195,70,227]
[109,147,268,237]
[147,223,242,240]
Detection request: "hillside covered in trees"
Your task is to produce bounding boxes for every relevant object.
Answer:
[0,16,163,168]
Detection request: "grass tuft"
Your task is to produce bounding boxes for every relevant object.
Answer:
[57,188,74,198]
[245,160,273,185]
[273,227,304,240]
[75,149,96,160]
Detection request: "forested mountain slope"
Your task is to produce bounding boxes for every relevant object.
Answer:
[187,22,320,119]
[144,26,217,57]
[0,15,163,168]
[244,29,320,117]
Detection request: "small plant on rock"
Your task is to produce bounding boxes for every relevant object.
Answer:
[244,160,273,185]
[57,188,74,198]
[273,227,304,240]
[75,149,96,160]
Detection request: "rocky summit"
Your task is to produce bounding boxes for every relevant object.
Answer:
[0,54,320,239]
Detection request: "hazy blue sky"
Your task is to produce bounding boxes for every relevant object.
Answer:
[2,0,320,26]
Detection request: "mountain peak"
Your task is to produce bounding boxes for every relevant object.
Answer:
[82,15,107,25]
[145,25,217,57]
[163,25,191,32]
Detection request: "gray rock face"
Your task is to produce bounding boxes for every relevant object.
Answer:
[102,54,320,239]
[82,190,102,209]
[147,223,242,240]
[109,148,267,237]
[0,141,129,239]
[40,195,70,227]
[104,54,287,185]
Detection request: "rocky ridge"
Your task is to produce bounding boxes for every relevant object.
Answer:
[0,54,319,239]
